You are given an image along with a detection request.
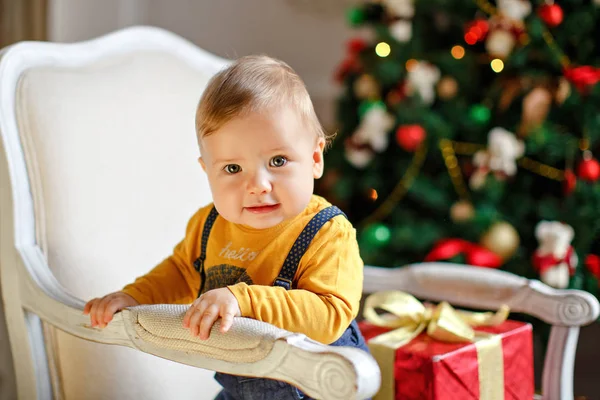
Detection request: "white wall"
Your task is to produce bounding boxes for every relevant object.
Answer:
[48,0,354,128]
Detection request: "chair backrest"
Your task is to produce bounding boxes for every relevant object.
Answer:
[0,26,229,399]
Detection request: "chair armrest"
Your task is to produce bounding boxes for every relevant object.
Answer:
[17,245,380,400]
[364,263,600,326]
[123,305,381,400]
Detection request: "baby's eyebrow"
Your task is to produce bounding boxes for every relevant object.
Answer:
[212,158,240,165]
[267,146,293,153]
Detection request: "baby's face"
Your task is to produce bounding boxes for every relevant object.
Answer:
[199,106,324,229]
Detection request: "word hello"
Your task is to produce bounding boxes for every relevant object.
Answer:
[219,242,259,261]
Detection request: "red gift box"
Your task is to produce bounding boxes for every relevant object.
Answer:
[359,318,534,400]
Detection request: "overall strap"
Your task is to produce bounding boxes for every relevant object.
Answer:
[273,206,347,290]
[193,206,219,296]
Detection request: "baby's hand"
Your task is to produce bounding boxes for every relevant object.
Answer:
[183,288,241,340]
[83,292,139,328]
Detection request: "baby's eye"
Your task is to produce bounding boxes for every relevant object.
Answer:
[270,156,287,168]
[224,164,241,174]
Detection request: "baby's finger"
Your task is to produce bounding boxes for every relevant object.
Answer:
[83,298,98,315]
[102,298,123,324]
[97,297,112,328]
[199,305,219,340]
[183,298,203,328]
[220,312,235,333]
[88,299,102,327]
[187,308,205,336]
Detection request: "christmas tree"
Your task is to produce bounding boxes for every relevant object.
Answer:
[320,0,600,301]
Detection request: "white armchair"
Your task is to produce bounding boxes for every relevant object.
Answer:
[0,26,598,400]
[0,26,379,400]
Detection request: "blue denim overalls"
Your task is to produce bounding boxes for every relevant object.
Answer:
[193,206,370,400]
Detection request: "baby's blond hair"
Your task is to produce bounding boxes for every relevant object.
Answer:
[195,55,332,146]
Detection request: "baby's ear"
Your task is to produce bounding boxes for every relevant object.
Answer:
[312,138,326,179]
[198,157,206,172]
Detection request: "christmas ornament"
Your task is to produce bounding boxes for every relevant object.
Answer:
[470,128,525,190]
[585,255,600,281]
[563,168,577,195]
[450,200,475,222]
[353,74,380,99]
[383,0,415,18]
[520,87,552,135]
[484,0,530,58]
[497,0,532,21]
[346,7,365,26]
[485,30,516,59]
[538,3,564,27]
[334,56,361,83]
[352,105,395,152]
[390,20,412,43]
[406,61,441,105]
[344,138,374,169]
[577,152,600,182]
[425,238,503,268]
[362,223,391,247]
[480,221,520,260]
[395,124,426,152]
[532,221,577,289]
[358,100,386,118]
[563,66,600,94]
[436,76,459,100]
[347,37,368,54]
[469,105,491,125]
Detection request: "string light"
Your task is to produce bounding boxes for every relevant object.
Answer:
[451,45,465,59]
[439,139,471,200]
[373,225,391,242]
[464,32,478,45]
[368,188,379,201]
[375,42,391,57]
[405,59,418,71]
[451,140,565,181]
[490,59,504,72]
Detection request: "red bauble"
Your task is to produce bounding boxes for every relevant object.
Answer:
[347,38,367,54]
[563,168,577,195]
[538,4,563,27]
[396,125,426,152]
[334,56,360,83]
[577,158,600,182]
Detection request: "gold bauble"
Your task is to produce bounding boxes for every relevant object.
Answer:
[480,222,520,260]
[450,200,475,222]
[353,74,380,99]
[437,76,459,100]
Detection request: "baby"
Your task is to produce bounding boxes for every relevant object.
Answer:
[84,55,369,399]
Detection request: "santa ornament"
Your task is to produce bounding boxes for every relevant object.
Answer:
[532,221,578,289]
[470,127,525,189]
[484,0,531,58]
[406,61,441,105]
[383,0,415,43]
[345,105,395,168]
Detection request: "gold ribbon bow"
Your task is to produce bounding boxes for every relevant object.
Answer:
[363,291,510,400]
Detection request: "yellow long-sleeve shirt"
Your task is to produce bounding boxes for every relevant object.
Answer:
[122,195,364,344]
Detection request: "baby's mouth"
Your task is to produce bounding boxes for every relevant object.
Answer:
[244,204,281,214]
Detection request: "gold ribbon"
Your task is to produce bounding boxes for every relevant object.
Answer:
[363,291,510,400]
